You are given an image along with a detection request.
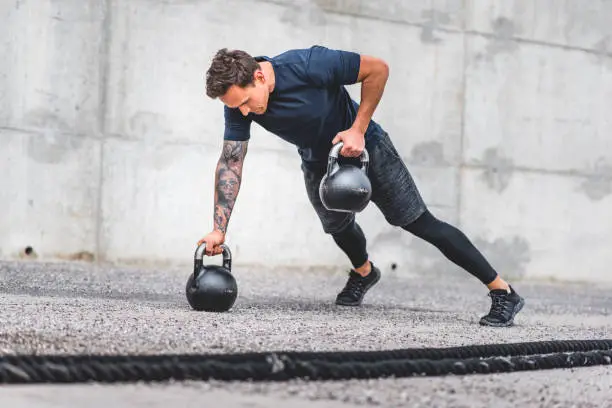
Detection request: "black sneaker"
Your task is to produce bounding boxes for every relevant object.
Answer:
[335,262,381,306]
[479,285,525,327]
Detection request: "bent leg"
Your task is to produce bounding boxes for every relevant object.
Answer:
[300,161,355,234]
[301,160,367,266]
[300,160,380,306]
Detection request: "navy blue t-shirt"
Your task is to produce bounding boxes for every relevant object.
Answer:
[223,45,385,163]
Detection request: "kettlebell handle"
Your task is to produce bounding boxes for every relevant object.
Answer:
[193,242,232,279]
[327,142,369,175]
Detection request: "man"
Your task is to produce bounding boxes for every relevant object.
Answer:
[199,45,525,327]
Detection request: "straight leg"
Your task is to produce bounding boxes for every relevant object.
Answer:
[366,132,525,327]
[401,210,500,286]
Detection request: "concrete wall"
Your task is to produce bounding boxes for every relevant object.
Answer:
[1,0,611,283]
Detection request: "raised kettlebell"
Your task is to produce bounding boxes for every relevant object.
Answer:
[185,243,237,312]
[319,142,372,213]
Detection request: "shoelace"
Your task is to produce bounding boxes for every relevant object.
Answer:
[340,274,366,298]
[488,292,510,318]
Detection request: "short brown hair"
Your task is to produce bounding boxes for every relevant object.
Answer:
[205,48,260,99]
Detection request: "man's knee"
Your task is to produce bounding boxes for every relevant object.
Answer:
[402,210,448,242]
[330,217,359,239]
[405,212,466,251]
[322,213,355,235]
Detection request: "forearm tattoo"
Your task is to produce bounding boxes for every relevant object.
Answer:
[214,141,248,234]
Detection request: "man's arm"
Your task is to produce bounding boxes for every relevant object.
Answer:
[329,53,390,156]
[213,140,248,234]
[351,55,389,135]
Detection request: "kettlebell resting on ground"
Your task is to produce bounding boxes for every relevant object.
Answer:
[197,45,526,327]
[186,243,237,312]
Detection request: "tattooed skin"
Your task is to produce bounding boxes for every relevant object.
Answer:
[214,140,248,234]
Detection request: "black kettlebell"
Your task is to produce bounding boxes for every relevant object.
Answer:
[185,243,237,312]
[319,142,372,213]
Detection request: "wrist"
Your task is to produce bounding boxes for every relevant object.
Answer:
[351,119,368,135]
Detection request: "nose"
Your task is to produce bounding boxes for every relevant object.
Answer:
[239,105,250,116]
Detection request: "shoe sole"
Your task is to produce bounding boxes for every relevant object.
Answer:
[479,297,525,327]
[335,270,381,307]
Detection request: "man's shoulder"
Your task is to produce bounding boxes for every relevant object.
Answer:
[261,45,346,66]
[259,46,315,66]
[253,47,318,86]
[257,45,361,88]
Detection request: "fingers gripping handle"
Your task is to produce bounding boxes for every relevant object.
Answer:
[327,142,370,175]
[193,243,232,278]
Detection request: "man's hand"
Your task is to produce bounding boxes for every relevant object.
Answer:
[332,127,366,157]
[197,230,225,256]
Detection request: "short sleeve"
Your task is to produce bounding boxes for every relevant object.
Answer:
[305,45,361,87]
[223,105,252,141]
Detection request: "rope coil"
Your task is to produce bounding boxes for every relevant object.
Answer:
[1,339,611,384]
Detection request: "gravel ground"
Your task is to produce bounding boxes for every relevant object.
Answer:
[0,259,611,407]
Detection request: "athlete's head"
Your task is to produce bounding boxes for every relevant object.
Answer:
[205,48,272,116]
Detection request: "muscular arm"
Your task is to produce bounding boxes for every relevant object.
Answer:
[351,55,390,134]
[213,140,248,234]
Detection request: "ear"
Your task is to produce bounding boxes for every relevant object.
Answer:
[253,69,265,83]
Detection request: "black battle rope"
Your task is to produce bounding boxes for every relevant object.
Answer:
[1,339,611,384]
